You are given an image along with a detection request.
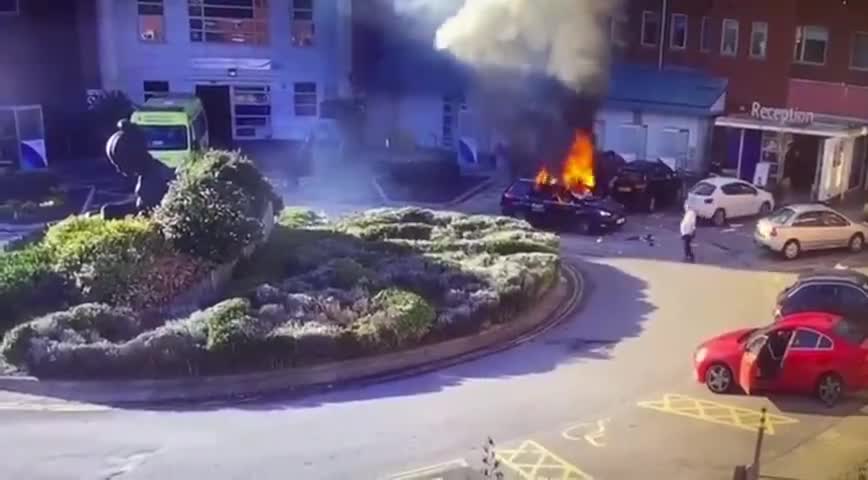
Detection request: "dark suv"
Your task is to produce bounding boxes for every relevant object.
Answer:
[775,270,868,321]
[501,179,626,234]
[610,160,682,212]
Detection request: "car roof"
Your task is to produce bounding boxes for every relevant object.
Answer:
[796,269,868,287]
[776,311,841,331]
[623,160,664,170]
[777,203,838,214]
[696,176,746,186]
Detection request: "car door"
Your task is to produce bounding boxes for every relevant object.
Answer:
[739,183,763,216]
[819,211,853,248]
[787,211,825,250]
[719,183,745,217]
[779,328,829,393]
[830,320,868,388]
[834,284,868,318]
[739,333,769,394]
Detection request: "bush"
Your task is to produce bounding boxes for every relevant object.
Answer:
[154,174,264,263]
[359,288,435,348]
[184,149,284,213]
[115,252,215,310]
[278,207,326,229]
[42,215,166,303]
[0,246,72,332]
[204,298,256,352]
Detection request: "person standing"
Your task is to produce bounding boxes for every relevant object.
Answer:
[680,206,697,262]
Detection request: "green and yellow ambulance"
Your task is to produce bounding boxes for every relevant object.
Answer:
[130,94,209,168]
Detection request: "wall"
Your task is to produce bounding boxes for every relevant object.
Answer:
[819,136,857,201]
[96,0,351,141]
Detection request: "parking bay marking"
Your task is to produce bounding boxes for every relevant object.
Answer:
[637,393,798,435]
[497,440,593,480]
[562,418,610,447]
[387,459,470,479]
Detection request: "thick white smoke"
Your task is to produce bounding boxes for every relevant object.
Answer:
[431,0,622,94]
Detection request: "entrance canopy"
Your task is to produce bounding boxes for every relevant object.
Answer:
[716,113,868,138]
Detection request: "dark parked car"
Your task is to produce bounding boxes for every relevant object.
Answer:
[594,150,627,197]
[610,159,682,212]
[501,179,626,234]
[775,270,868,321]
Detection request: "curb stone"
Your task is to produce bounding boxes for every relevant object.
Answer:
[0,263,583,405]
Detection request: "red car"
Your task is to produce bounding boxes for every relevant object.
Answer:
[694,312,868,406]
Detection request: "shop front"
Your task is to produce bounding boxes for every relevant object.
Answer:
[714,101,868,202]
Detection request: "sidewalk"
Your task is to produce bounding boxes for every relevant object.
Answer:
[761,404,868,480]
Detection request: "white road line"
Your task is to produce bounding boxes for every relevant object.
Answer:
[0,402,111,412]
[388,459,469,479]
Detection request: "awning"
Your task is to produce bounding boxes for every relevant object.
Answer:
[604,63,728,117]
[715,114,868,138]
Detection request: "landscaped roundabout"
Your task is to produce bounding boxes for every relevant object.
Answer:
[0,150,566,400]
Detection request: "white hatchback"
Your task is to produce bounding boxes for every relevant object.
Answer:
[755,204,868,260]
[685,176,775,226]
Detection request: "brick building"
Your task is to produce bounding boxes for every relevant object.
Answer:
[615,0,868,201]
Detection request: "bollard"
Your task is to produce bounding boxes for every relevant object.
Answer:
[749,408,768,480]
[732,465,748,480]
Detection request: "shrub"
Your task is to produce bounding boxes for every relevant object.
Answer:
[184,149,283,213]
[362,288,435,348]
[154,174,263,263]
[0,246,71,332]
[204,298,257,352]
[42,215,165,303]
[115,252,215,310]
[278,207,326,228]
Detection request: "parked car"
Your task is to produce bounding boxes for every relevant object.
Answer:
[755,204,868,260]
[685,176,775,226]
[593,150,627,198]
[774,270,868,320]
[501,179,626,234]
[610,159,682,212]
[694,312,868,406]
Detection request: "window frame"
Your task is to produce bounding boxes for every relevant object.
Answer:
[820,211,850,227]
[143,80,169,102]
[609,14,629,48]
[721,18,739,57]
[700,16,712,53]
[669,13,688,50]
[291,0,315,47]
[137,0,166,43]
[188,0,270,46]
[794,25,829,66]
[793,211,825,227]
[641,10,660,47]
[0,0,19,15]
[850,31,868,71]
[750,21,768,59]
[789,328,833,351]
[293,82,318,117]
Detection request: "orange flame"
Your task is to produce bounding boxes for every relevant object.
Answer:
[535,167,555,187]
[561,131,596,193]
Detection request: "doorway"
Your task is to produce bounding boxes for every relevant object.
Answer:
[782,134,821,200]
[195,85,233,149]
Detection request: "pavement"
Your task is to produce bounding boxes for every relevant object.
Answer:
[2,178,868,479]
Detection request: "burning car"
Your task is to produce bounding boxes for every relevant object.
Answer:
[501,132,626,234]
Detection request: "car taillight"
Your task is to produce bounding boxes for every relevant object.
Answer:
[704,198,713,204]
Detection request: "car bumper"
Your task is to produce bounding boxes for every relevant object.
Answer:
[754,231,784,251]
[597,215,627,230]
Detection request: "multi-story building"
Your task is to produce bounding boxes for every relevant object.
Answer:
[95,0,354,146]
[0,0,96,170]
[611,0,868,202]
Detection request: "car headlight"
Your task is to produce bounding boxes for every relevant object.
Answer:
[599,210,613,217]
[695,347,708,363]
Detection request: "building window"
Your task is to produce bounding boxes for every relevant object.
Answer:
[608,14,628,48]
[294,82,318,117]
[750,21,768,59]
[617,124,648,160]
[291,0,315,47]
[721,18,739,56]
[143,81,169,101]
[188,0,269,45]
[851,32,868,70]
[137,0,165,42]
[700,16,712,52]
[233,85,271,139]
[670,14,687,50]
[794,25,828,65]
[0,0,19,15]
[641,11,660,47]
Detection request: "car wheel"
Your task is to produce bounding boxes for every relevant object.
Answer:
[705,363,734,394]
[759,201,772,216]
[783,240,801,260]
[712,208,727,227]
[849,233,865,253]
[816,372,844,407]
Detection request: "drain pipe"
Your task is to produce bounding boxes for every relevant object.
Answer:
[658,0,668,70]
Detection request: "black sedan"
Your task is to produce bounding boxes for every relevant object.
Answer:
[610,159,682,212]
[775,270,868,321]
[501,179,626,234]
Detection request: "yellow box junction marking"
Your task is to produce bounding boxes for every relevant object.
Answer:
[637,393,798,435]
[388,459,469,479]
[562,418,609,447]
[496,440,593,480]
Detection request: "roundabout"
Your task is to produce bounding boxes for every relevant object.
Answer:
[0,235,865,480]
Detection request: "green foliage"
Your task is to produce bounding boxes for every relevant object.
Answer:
[204,298,255,351]
[154,174,263,263]
[0,246,71,333]
[363,288,435,348]
[278,207,326,229]
[43,215,166,302]
[183,149,283,213]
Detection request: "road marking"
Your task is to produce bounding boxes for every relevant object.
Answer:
[562,418,609,447]
[387,459,469,479]
[0,401,110,413]
[637,394,798,435]
[497,440,593,480]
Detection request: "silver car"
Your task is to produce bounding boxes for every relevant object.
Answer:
[755,203,868,260]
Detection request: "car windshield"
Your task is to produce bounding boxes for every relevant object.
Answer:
[139,125,189,151]
[768,207,796,224]
[690,182,716,196]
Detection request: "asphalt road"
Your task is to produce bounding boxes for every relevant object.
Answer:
[3,225,864,480]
